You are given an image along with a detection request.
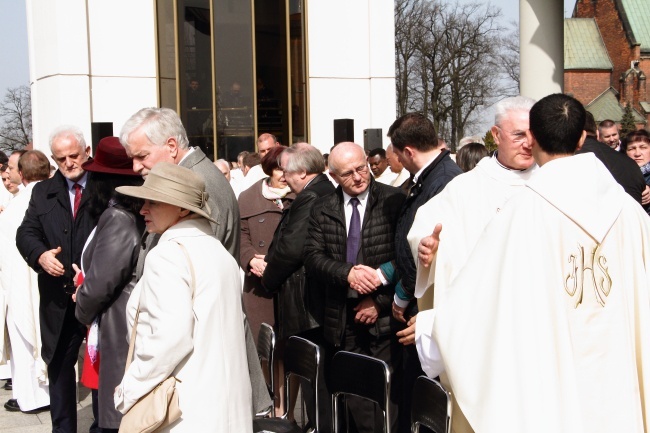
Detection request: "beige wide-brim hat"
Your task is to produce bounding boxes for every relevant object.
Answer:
[116,162,216,223]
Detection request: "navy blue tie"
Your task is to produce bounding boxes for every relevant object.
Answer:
[346,197,361,264]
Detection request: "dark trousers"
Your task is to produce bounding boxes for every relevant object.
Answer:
[326,306,401,433]
[47,306,85,433]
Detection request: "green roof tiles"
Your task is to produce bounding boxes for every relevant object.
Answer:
[621,0,650,53]
[586,87,646,123]
[565,18,613,70]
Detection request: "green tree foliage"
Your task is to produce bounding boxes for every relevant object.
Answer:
[483,129,497,153]
[619,102,636,138]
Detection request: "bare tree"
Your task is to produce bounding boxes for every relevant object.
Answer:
[501,21,520,95]
[0,85,32,151]
[395,0,514,150]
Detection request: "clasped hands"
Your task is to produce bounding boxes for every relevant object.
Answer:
[348,265,381,294]
[249,254,267,277]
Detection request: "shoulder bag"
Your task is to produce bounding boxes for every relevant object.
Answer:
[118,242,195,433]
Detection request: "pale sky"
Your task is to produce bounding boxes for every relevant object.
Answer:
[0,0,577,137]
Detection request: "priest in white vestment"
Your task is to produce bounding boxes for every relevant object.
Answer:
[406,96,536,311]
[0,151,51,412]
[416,93,650,433]
[401,96,535,433]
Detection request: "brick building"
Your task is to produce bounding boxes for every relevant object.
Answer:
[565,0,649,126]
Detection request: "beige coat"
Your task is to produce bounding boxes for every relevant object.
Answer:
[115,218,252,433]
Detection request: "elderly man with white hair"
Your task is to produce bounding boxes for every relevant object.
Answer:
[17,126,96,432]
[119,107,271,415]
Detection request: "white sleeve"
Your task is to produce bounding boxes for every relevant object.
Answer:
[415,309,445,378]
[115,244,194,413]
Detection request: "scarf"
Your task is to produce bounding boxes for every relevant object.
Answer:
[262,178,291,209]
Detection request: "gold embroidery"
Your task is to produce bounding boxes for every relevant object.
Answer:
[564,244,612,308]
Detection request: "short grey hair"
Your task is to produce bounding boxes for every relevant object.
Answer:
[49,125,86,152]
[281,142,325,174]
[120,107,189,150]
[494,96,536,127]
[215,159,230,173]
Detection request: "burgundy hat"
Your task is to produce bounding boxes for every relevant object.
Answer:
[82,137,139,176]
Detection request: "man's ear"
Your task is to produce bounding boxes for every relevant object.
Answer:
[85,146,91,156]
[491,125,500,144]
[575,130,587,153]
[525,129,537,149]
[165,137,179,159]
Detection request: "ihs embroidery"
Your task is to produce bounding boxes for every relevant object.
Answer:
[564,244,612,308]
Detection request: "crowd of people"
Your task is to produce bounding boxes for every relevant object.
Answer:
[0,93,649,433]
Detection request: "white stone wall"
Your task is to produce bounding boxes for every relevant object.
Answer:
[307,0,396,153]
[26,0,397,155]
[27,0,157,152]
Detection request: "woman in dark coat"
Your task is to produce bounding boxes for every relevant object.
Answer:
[238,145,294,343]
[74,137,144,432]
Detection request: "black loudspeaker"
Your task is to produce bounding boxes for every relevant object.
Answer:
[364,128,383,151]
[91,122,114,154]
[334,119,354,145]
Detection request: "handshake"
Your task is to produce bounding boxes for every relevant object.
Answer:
[347,265,383,294]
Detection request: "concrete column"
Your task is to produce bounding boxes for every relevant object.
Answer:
[519,0,564,100]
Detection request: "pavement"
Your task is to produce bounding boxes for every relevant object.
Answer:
[0,345,95,433]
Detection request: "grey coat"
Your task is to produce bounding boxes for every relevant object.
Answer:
[179,147,240,261]
[75,205,144,429]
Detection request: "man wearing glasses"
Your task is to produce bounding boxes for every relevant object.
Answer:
[400,96,536,432]
[304,141,405,433]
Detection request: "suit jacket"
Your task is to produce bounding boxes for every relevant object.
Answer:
[75,205,144,429]
[576,136,645,204]
[304,179,405,346]
[395,150,462,304]
[16,171,96,363]
[179,147,240,261]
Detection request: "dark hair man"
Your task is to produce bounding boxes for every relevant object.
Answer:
[576,111,646,204]
[367,147,393,184]
[416,93,650,432]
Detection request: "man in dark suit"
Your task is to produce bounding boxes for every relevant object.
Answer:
[262,143,335,431]
[577,111,646,204]
[17,126,96,433]
[119,107,271,415]
[304,142,405,433]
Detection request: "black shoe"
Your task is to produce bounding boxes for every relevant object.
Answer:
[4,399,20,412]
[3,379,11,391]
[22,405,50,414]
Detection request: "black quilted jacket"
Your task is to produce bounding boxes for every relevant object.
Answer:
[304,179,405,346]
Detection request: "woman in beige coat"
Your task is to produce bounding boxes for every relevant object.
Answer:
[114,162,252,432]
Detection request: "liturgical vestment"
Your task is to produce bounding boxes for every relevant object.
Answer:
[417,153,650,433]
[407,155,535,309]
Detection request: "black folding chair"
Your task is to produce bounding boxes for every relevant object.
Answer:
[410,376,452,433]
[330,351,392,433]
[256,322,276,417]
[253,336,321,433]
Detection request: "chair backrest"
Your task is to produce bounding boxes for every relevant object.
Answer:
[282,336,321,429]
[410,376,452,433]
[257,323,276,416]
[330,351,391,433]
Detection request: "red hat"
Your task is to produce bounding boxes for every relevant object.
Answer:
[82,137,139,176]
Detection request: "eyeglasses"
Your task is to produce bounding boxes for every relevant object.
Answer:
[496,126,528,144]
[337,165,368,180]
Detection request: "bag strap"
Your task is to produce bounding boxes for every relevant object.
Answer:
[124,241,196,373]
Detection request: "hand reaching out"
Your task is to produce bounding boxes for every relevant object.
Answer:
[418,224,442,268]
